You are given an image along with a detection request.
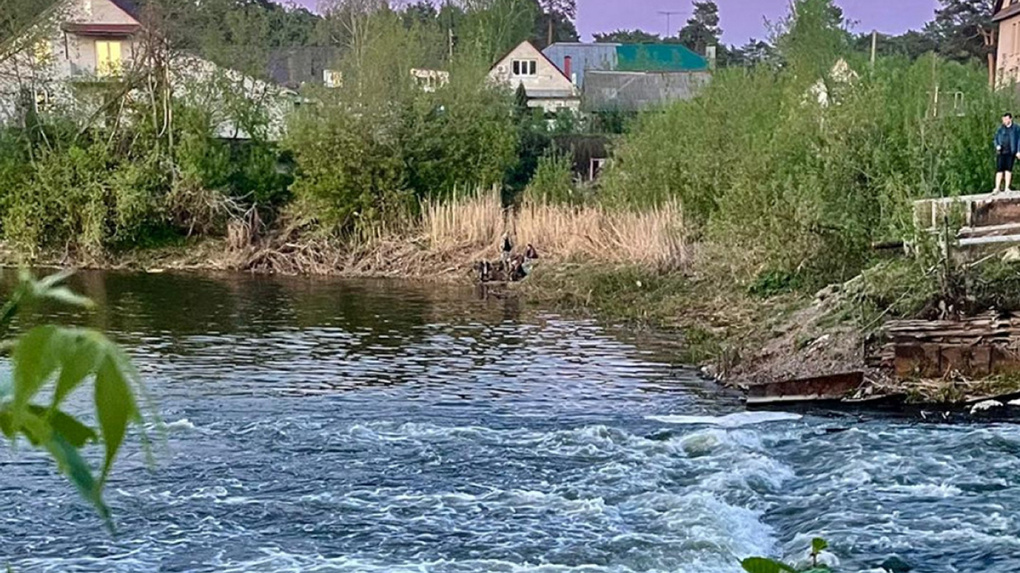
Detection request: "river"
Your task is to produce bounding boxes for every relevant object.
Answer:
[1,271,1019,573]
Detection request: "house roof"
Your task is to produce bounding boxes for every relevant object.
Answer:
[994,0,1020,22]
[616,44,709,72]
[582,70,711,112]
[490,40,573,84]
[62,23,141,37]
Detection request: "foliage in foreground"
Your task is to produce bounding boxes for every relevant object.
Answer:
[742,538,832,573]
[0,271,149,526]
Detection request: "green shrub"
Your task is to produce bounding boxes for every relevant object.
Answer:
[601,5,1011,289]
[525,148,576,204]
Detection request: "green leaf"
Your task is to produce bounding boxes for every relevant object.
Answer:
[741,558,798,573]
[39,422,109,524]
[34,269,74,292]
[811,538,829,554]
[52,332,101,408]
[38,286,94,309]
[94,353,138,485]
[28,405,98,448]
[0,407,13,439]
[12,326,63,416]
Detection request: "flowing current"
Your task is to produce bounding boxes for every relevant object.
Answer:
[1,272,1019,573]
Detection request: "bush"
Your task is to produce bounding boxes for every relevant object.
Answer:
[286,106,410,233]
[602,41,1011,288]
[525,148,577,204]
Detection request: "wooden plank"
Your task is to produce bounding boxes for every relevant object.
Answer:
[746,372,864,403]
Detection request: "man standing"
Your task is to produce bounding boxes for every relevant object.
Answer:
[994,113,1020,193]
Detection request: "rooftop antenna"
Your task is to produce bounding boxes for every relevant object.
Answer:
[658,10,685,38]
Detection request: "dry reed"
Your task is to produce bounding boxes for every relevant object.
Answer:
[421,189,687,271]
[220,189,686,277]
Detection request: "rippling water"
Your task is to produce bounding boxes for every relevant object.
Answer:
[2,271,1020,573]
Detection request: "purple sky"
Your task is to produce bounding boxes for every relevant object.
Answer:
[294,0,941,45]
[576,0,941,44]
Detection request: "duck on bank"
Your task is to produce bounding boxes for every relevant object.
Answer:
[475,235,540,283]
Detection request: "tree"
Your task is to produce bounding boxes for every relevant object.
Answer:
[532,10,579,49]
[925,0,996,86]
[593,29,662,44]
[721,39,775,67]
[534,0,577,48]
[771,0,850,79]
[400,0,439,29]
[677,0,722,55]
[853,30,937,61]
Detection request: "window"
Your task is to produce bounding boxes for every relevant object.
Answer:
[95,40,122,76]
[512,59,537,77]
[323,69,342,88]
[590,158,608,181]
[33,39,51,66]
[34,87,52,113]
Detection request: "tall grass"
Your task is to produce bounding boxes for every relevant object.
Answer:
[420,189,685,270]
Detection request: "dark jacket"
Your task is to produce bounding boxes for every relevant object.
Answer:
[995,124,1020,155]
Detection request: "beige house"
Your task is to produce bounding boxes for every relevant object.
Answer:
[0,0,142,119]
[0,0,294,140]
[488,41,579,113]
[995,0,1020,86]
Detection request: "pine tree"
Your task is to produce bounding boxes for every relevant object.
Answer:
[677,1,722,55]
[925,0,997,87]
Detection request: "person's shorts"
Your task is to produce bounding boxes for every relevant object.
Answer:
[998,153,1016,173]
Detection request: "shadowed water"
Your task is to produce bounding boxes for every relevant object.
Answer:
[1,271,1019,573]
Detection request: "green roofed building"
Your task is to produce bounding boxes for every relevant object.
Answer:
[615,44,709,73]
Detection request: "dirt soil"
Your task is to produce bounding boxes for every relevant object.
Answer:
[723,285,883,390]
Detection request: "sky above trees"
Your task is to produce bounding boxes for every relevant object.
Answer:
[575,0,940,43]
[286,0,940,43]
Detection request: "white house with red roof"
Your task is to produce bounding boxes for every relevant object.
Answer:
[488,40,580,113]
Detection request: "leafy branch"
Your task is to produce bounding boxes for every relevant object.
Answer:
[742,538,832,573]
[0,270,151,530]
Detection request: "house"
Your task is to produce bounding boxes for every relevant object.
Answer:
[542,42,711,112]
[267,47,343,90]
[0,0,295,140]
[995,0,1020,86]
[488,40,579,113]
[542,43,618,89]
[410,68,450,93]
[615,44,709,73]
[0,0,143,123]
[583,70,711,112]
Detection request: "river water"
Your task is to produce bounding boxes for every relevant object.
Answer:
[1,271,1019,573]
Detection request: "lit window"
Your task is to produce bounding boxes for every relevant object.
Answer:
[35,87,51,112]
[512,59,537,77]
[96,40,122,76]
[323,69,342,88]
[33,39,51,66]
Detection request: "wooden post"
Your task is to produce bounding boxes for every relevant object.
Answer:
[870,30,877,69]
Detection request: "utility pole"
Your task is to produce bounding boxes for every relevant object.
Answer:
[658,10,684,38]
[870,30,877,69]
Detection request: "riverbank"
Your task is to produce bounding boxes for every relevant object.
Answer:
[8,222,1020,408]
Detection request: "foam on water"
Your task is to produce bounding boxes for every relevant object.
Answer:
[647,412,803,428]
[3,273,1020,573]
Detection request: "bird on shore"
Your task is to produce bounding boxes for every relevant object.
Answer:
[525,243,539,260]
[500,233,513,268]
